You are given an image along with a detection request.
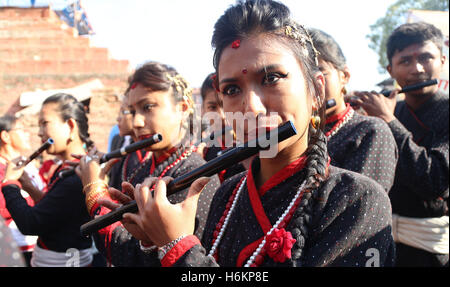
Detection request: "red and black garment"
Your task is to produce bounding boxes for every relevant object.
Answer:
[388,91,449,266]
[1,162,92,253]
[157,157,395,267]
[90,146,221,267]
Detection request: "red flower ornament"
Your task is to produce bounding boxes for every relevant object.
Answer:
[265,228,296,263]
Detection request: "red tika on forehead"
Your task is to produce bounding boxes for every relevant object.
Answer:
[231,39,241,49]
[131,82,138,89]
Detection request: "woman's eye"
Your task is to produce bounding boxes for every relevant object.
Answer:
[222,85,241,97]
[262,72,288,85]
[143,104,155,111]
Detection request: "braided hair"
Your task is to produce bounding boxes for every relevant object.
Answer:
[43,93,94,149]
[211,0,329,265]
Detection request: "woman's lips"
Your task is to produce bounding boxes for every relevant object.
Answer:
[138,134,154,141]
[244,126,278,141]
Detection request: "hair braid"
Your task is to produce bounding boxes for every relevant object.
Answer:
[287,126,328,264]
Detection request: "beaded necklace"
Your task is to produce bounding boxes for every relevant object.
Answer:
[122,146,195,184]
[325,107,355,140]
[207,175,308,267]
[122,151,152,183]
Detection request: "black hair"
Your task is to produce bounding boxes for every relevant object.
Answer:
[43,93,94,148]
[0,115,17,133]
[200,73,216,101]
[0,115,17,146]
[128,61,196,139]
[387,22,444,65]
[211,0,324,126]
[211,0,329,265]
[128,61,193,107]
[308,28,347,71]
[200,73,222,109]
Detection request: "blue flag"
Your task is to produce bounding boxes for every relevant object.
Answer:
[54,0,94,35]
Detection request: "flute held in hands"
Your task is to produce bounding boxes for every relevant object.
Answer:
[59,134,163,178]
[80,121,298,236]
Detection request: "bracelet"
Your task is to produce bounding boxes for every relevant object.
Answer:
[83,180,108,194]
[139,240,157,254]
[157,235,187,260]
[85,187,108,213]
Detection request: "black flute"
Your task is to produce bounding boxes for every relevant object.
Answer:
[59,134,163,178]
[17,138,54,167]
[80,121,298,236]
[381,79,438,97]
[325,99,336,109]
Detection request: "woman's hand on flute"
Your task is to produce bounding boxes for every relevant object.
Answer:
[123,176,210,248]
[98,182,154,245]
[3,156,27,182]
[70,147,117,186]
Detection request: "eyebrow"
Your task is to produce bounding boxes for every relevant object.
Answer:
[219,64,283,85]
[129,97,154,108]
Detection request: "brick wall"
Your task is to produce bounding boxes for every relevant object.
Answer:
[0,6,130,152]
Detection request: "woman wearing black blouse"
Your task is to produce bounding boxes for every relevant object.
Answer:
[1,93,94,267]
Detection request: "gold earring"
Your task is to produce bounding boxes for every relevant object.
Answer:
[311,115,321,129]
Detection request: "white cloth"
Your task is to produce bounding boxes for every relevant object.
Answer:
[392,214,449,255]
[30,245,93,267]
[7,220,37,251]
[24,164,46,191]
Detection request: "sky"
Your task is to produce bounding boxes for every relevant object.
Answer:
[5,0,401,91]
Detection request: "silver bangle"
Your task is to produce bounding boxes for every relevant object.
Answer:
[157,235,187,260]
[139,240,157,253]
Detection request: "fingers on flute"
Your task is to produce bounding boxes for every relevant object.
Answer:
[121,181,136,199]
[108,187,132,204]
[153,177,173,204]
[106,158,121,171]
[97,197,121,211]
[183,177,210,209]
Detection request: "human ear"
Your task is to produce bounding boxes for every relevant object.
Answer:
[386,64,393,77]
[0,130,10,145]
[340,66,351,85]
[66,118,79,142]
[313,72,326,110]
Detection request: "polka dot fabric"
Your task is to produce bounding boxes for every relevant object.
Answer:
[169,165,395,267]
[93,152,221,267]
[326,108,398,193]
[388,91,449,218]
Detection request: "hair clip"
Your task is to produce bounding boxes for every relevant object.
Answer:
[231,39,241,49]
